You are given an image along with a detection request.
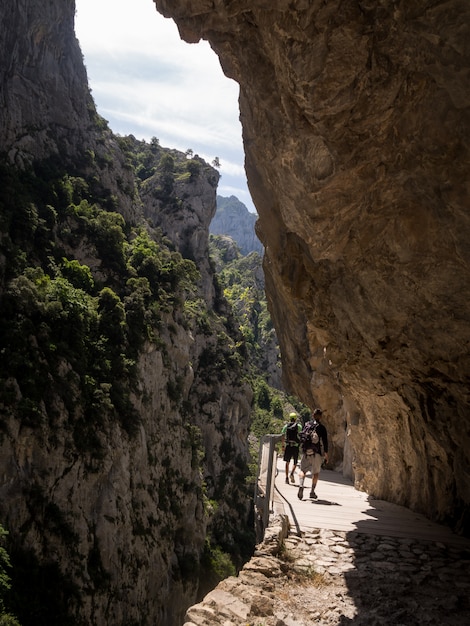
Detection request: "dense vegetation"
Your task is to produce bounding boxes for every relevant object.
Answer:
[209,235,310,441]
[0,159,200,447]
[0,138,253,624]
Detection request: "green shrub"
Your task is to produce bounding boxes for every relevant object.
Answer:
[60,258,94,291]
[199,538,236,597]
[186,159,201,181]
[0,526,20,625]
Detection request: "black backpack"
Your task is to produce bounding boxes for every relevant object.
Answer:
[286,421,299,444]
[301,421,320,451]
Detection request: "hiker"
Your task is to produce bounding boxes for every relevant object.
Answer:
[297,408,329,500]
[281,412,302,484]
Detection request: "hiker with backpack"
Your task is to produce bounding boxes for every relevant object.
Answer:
[281,412,302,484]
[297,408,329,500]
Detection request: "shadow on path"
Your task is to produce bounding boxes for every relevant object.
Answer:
[274,484,302,536]
[310,499,341,506]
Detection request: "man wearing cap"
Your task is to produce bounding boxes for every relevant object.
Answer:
[297,408,329,500]
[281,412,302,484]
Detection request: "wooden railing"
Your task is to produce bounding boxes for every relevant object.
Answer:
[254,434,283,542]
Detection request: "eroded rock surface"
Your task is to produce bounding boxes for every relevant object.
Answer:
[154,0,470,534]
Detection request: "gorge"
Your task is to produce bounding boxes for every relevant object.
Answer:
[1,1,254,624]
[0,0,469,624]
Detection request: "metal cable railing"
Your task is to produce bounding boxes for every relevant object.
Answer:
[254,434,283,542]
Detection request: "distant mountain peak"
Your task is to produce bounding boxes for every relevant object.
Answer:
[211,195,263,256]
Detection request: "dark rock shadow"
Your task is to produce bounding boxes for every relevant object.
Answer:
[337,525,470,625]
[284,466,470,624]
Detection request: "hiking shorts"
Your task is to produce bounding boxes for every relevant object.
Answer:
[283,444,300,465]
[300,452,323,475]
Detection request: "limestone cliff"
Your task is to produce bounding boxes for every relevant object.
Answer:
[155,0,470,535]
[0,0,135,222]
[1,0,88,161]
[0,1,254,624]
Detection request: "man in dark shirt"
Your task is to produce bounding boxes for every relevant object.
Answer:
[297,408,329,500]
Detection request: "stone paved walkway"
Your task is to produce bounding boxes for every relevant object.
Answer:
[184,459,470,625]
[277,526,470,625]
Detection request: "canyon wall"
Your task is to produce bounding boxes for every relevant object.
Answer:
[155,0,470,534]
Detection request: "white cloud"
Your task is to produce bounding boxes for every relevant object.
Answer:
[90,76,240,148]
[218,184,255,206]
[75,0,256,212]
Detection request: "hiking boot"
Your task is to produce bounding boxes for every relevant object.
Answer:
[297,486,304,500]
[310,489,318,500]
[289,473,295,483]
[285,477,289,484]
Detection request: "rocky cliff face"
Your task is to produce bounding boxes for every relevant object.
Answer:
[1,0,88,162]
[0,2,254,624]
[0,0,136,221]
[155,0,470,534]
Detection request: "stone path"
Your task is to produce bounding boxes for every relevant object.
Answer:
[184,459,470,625]
[276,526,470,625]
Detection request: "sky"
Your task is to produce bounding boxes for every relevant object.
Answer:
[74,0,256,212]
